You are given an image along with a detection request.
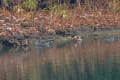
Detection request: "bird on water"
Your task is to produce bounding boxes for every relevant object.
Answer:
[72,35,82,41]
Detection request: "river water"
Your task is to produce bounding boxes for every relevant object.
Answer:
[0,39,120,80]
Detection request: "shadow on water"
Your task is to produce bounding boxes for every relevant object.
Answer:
[0,39,120,80]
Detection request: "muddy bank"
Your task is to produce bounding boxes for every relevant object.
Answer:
[0,26,120,48]
[1,30,120,54]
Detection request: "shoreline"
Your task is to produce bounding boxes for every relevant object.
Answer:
[1,27,120,47]
[0,10,120,47]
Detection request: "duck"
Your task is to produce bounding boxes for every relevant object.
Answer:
[72,35,82,41]
[103,37,115,42]
[34,39,51,48]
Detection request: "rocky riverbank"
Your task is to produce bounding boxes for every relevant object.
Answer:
[0,10,120,48]
[1,27,120,48]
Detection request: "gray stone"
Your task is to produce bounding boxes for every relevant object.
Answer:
[12,31,24,40]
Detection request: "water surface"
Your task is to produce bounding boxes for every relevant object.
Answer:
[0,39,120,80]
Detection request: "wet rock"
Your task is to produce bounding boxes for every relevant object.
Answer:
[47,29,55,35]
[21,39,29,46]
[0,37,30,47]
[0,39,14,47]
[55,30,66,36]
[0,31,37,47]
[12,31,24,40]
[55,29,78,37]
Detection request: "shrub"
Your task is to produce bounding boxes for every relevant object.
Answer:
[3,0,13,10]
[21,0,37,11]
[50,5,68,18]
[114,0,120,13]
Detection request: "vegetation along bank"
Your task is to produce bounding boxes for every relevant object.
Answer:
[0,0,120,47]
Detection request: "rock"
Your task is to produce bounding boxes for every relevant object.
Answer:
[0,20,5,23]
[55,30,66,36]
[12,31,24,40]
[21,39,29,46]
[47,29,55,35]
[0,39,14,47]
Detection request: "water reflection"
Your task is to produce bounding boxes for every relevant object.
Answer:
[0,39,120,80]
